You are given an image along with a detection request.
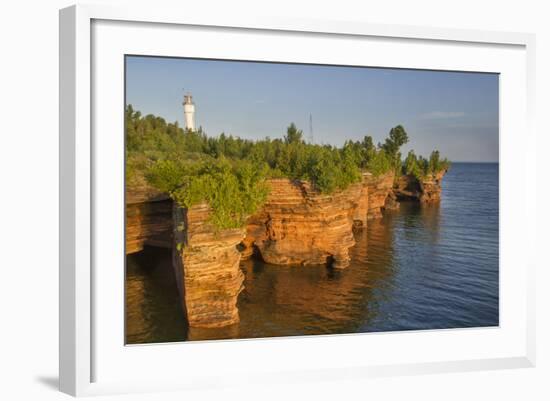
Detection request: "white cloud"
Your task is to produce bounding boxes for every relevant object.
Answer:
[420,111,466,120]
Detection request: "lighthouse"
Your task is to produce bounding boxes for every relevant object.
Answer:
[183,93,195,131]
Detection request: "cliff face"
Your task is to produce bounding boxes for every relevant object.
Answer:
[126,185,173,254]
[125,170,420,329]
[242,177,369,269]
[172,203,245,328]
[352,181,370,228]
[365,172,395,219]
[418,170,446,202]
[394,170,447,203]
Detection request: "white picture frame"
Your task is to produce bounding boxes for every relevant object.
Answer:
[59,3,536,397]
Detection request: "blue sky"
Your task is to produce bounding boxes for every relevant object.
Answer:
[126,56,499,162]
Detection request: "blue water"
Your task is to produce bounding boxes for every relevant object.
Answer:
[358,162,499,332]
[126,163,499,343]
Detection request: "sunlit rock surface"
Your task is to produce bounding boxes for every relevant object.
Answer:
[353,180,370,228]
[242,177,371,269]
[125,169,442,329]
[172,203,245,328]
[418,170,447,202]
[394,170,447,203]
[365,172,395,219]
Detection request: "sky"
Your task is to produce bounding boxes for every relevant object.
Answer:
[126,56,499,162]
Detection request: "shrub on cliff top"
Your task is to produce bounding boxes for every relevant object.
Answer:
[342,135,393,177]
[306,145,362,193]
[365,148,393,177]
[244,134,362,193]
[147,157,270,229]
[403,150,451,179]
[428,150,450,174]
[404,150,423,179]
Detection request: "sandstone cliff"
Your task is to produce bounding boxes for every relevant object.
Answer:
[172,203,245,328]
[418,170,447,202]
[365,172,395,219]
[242,177,371,269]
[125,185,173,254]
[125,171,407,329]
[353,181,370,228]
[394,170,447,203]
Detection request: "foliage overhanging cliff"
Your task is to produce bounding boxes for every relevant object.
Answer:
[125,105,450,229]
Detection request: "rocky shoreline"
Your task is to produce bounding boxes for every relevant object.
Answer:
[126,169,446,328]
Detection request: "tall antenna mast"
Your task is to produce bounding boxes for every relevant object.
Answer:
[309,114,314,144]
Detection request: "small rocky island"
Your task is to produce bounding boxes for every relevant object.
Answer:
[125,106,449,329]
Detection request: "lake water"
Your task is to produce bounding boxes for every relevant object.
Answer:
[126,162,499,344]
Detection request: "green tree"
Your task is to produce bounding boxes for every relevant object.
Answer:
[380,125,409,177]
[381,125,409,157]
[427,150,450,175]
[284,123,304,144]
[362,135,375,153]
[428,150,440,173]
[404,150,423,178]
[365,149,392,177]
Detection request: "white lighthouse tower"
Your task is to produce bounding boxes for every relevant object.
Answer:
[183,93,195,131]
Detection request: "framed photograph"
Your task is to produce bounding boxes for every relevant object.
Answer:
[59,4,536,396]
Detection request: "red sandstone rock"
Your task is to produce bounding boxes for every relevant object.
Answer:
[394,170,447,203]
[242,178,368,269]
[125,185,173,254]
[353,180,370,228]
[365,172,395,219]
[172,203,245,328]
[384,191,400,211]
[419,170,446,202]
[125,170,412,329]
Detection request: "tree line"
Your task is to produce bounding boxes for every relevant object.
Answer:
[126,105,450,228]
